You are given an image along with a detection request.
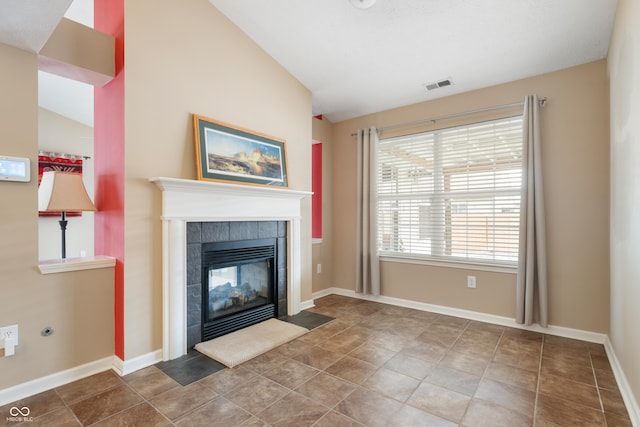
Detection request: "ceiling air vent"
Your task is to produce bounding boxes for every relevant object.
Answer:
[424,79,453,91]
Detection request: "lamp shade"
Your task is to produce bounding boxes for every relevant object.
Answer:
[38,171,97,212]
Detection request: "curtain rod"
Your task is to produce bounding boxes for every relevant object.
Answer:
[39,151,91,160]
[351,97,547,137]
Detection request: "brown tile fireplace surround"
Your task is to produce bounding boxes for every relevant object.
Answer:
[150,177,311,361]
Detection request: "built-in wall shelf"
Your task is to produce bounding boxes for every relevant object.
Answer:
[38,255,116,275]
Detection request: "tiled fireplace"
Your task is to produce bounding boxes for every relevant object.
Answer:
[186,220,288,348]
[151,177,310,361]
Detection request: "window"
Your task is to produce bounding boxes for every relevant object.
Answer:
[377,116,523,267]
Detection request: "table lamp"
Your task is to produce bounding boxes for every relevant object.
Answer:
[38,171,97,259]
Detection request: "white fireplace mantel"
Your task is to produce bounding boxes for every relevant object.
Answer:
[150,177,311,360]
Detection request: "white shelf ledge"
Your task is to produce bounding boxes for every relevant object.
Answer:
[38,255,116,275]
[150,177,311,200]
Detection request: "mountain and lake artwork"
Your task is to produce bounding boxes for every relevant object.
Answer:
[208,146,282,180]
[194,114,288,187]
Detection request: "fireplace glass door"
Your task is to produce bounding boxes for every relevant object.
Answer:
[207,260,271,321]
[201,238,278,341]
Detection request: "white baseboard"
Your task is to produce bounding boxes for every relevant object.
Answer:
[604,337,640,426]
[314,287,607,343]
[310,288,334,300]
[112,349,163,376]
[0,349,164,407]
[0,356,113,406]
[299,298,316,311]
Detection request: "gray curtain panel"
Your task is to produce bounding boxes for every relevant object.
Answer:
[516,95,549,327]
[355,127,381,296]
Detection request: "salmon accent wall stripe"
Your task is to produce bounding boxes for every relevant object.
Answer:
[94,0,125,360]
[312,142,322,239]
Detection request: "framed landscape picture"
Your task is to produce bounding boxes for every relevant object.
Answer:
[193,114,288,187]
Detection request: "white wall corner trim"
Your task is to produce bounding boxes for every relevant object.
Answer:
[112,350,163,377]
[604,337,640,426]
[0,356,113,406]
[300,299,315,311]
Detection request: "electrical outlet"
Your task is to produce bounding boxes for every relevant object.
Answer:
[0,324,19,348]
[467,276,477,289]
[317,263,322,274]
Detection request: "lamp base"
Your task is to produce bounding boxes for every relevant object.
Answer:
[59,211,68,259]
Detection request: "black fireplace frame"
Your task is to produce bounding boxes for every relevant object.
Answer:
[201,238,279,341]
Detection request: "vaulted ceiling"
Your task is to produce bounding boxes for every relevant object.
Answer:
[0,0,618,126]
[210,0,618,122]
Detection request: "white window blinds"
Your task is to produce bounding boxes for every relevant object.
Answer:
[377,116,523,267]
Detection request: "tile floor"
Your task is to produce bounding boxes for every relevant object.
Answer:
[0,295,633,426]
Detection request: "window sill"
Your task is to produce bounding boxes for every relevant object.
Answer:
[379,254,517,274]
[38,255,116,275]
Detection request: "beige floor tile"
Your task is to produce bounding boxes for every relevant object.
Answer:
[291,344,343,370]
[91,402,169,427]
[384,352,436,379]
[484,361,539,391]
[362,367,421,402]
[261,358,319,389]
[535,394,606,426]
[197,366,257,395]
[325,355,377,385]
[424,366,481,396]
[462,398,531,427]
[69,384,142,426]
[407,382,471,423]
[56,370,124,404]
[3,295,631,427]
[538,373,601,410]
[150,381,218,420]
[314,410,364,426]
[175,396,252,427]
[439,349,491,377]
[126,369,181,399]
[335,386,404,427]
[474,377,536,417]
[294,372,356,407]
[224,375,289,413]
[256,391,329,426]
[25,407,80,427]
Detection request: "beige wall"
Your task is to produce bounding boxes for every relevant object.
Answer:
[38,107,95,260]
[608,0,640,410]
[122,0,313,359]
[39,18,114,86]
[0,44,113,390]
[332,60,610,333]
[311,117,334,293]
